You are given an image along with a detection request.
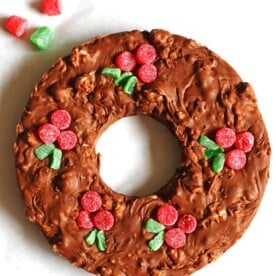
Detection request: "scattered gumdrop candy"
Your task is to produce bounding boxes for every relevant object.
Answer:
[235,131,254,152]
[77,210,94,229]
[41,0,62,16]
[177,214,197,234]
[115,51,136,72]
[157,205,178,226]
[215,127,236,148]
[81,191,102,213]
[226,149,247,170]
[38,123,60,143]
[135,44,157,64]
[93,210,114,231]
[137,63,157,83]
[165,228,186,249]
[57,130,77,150]
[30,26,54,50]
[51,109,71,130]
[5,15,28,38]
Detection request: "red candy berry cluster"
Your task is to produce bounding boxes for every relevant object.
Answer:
[145,204,197,250]
[77,191,115,251]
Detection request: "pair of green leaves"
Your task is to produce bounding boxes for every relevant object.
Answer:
[199,135,225,173]
[145,218,165,251]
[101,68,137,94]
[84,229,106,251]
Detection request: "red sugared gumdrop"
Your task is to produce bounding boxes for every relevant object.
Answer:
[5,15,28,38]
[135,44,157,64]
[51,109,71,130]
[226,149,247,170]
[137,64,157,83]
[77,210,94,229]
[93,210,114,231]
[38,123,60,143]
[234,131,254,152]
[115,51,136,72]
[215,127,236,148]
[157,205,178,226]
[165,228,186,249]
[41,0,62,16]
[177,214,197,234]
[81,191,102,213]
[57,130,77,150]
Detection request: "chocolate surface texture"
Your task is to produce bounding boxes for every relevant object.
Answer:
[14,30,271,275]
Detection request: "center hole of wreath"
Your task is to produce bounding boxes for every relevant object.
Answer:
[96,115,181,197]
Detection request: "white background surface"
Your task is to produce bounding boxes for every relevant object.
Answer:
[0,0,275,275]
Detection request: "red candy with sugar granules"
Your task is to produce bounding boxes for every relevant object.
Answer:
[157,205,178,226]
[51,109,71,130]
[57,130,77,150]
[137,63,157,83]
[226,149,247,170]
[177,214,197,234]
[5,15,28,38]
[215,127,236,148]
[81,191,102,213]
[77,210,94,229]
[115,51,136,72]
[41,0,62,16]
[93,210,114,231]
[165,228,186,249]
[234,131,254,152]
[135,44,157,64]
[38,123,60,143]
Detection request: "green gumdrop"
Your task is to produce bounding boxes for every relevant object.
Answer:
[30,26,54,50]
[101,68,121,80]
[145,218,165,233]
[204,147,224,159]
[199,135,219,150]
[114,72,133,86]
[123,76,137,94]
[34,143,55,160]
[50,148,62,170]
[212,152,225,173]
[148,230,165,251]
[96,230,106,251]
[84,229,98,246]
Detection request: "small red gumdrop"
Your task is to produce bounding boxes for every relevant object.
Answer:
[93,210,114,231]
[57,130,77,150]
[157,205,178,226]
[177,214,197,234]
[41,0,62,16]
[76,210,94,229]
[215,127,236,148]
[226,149,247,170]
[5,15,28,38]
[135,44,157,64]
[115,51,136,72]
[51,109,71,130]
[137,64,157,83]
[165,228,186,249]
[235,131,254,152]
[38,123,60,143]
[81,191,102,213]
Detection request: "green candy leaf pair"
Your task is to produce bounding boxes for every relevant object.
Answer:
[145,218,165,251]
[84,229,106,251]
[199,135,225,173]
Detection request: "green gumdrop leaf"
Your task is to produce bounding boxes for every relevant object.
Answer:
[114,72,133,86]
[84,229,98,246]
[148,230,165,251]
[199,135,219,150]
[204,147,224,159]
[212,152,225,173]
[34,143,55,160]
[123,76,137,94]
[145,218,165,233]
[50,148,62,170]
[101,68,121,80]
[30,26,54,50]
[96,230,106,251]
